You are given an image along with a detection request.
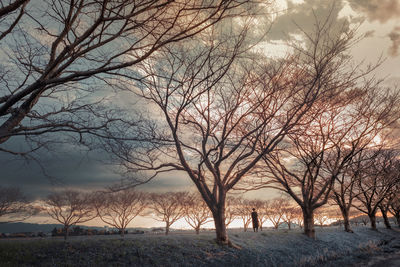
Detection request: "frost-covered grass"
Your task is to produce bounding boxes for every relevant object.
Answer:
[0,226,399,266]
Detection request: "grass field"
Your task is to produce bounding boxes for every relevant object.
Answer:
[1,226,399,266]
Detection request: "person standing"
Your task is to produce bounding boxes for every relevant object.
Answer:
[251,208,259,232]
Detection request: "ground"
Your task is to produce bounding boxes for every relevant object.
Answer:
[0,226,399,266]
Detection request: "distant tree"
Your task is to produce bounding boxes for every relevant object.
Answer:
[325,207,345,227]
[183,193,212,235]
[260,81,399,238]
[292,207,304,229]
[281,202,298,230]
[248,199,266,231]
[353,150,400,230]
[313,207,330,226]
[147,192,187,235]
[360,216,369,226]
[330,151,365,233]
[45,190,95,240]
[93,188,146,238]
[265,198,288,230]
[233,197,253,232]
[224,197,237,228]
[0,186,38,223]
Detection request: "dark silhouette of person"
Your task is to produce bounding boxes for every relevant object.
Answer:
[251,208,259,232]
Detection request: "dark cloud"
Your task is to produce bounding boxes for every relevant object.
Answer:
[388,26,400,57]
[0,140,121,199]
[348,0,400,23]
[0,136,194,199]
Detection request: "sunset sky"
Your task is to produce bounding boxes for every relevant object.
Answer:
[1,0,400,228]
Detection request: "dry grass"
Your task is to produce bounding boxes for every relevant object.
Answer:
[0,227,399,266]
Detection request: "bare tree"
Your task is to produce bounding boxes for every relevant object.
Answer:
[378,197,392,229]
[0,0,257,156]
[106,10,352,246]
[0,186,37,223]
[353,150,400,230]
[264,197,288,229]
[388,184,400,227]
[292,207,304,229]
[313,207,330,226]
[233,197,253,232]
[224,196,237,228]
[93,188,146,237]
[330,152,364,232]
[281,202,298,230]
[147,192,187,235]
[325,206,345,227]
[45,190,95,240]
[260,78,399,238]
[233,8,400,239]
[183,193,212,234]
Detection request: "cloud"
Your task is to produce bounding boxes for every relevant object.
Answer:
[388,26,400,57]
[347,0,400,23]
[0,139,122,199]
[266,0,349,42]
[364,30,375,38]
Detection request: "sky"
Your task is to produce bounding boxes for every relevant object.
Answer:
[1,0,400,228]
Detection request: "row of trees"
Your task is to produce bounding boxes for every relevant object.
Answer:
[1,183,399,240]
[100,10,400,245]
[1,0,400,246]
[1,0,274,247]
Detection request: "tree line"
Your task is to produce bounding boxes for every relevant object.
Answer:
[1,177,399,240]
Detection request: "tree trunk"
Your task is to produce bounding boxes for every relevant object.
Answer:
[340,207,353,233]
[195,227,200,235]
[288,222,291,230]
[343,215,353,232]
[165,222,170,235]
[302,208,315,239]
[212,205,229,246]
[120,228,125,238]
[64,225,69,241]
[368,214,377,230]
[380,207,391,229]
